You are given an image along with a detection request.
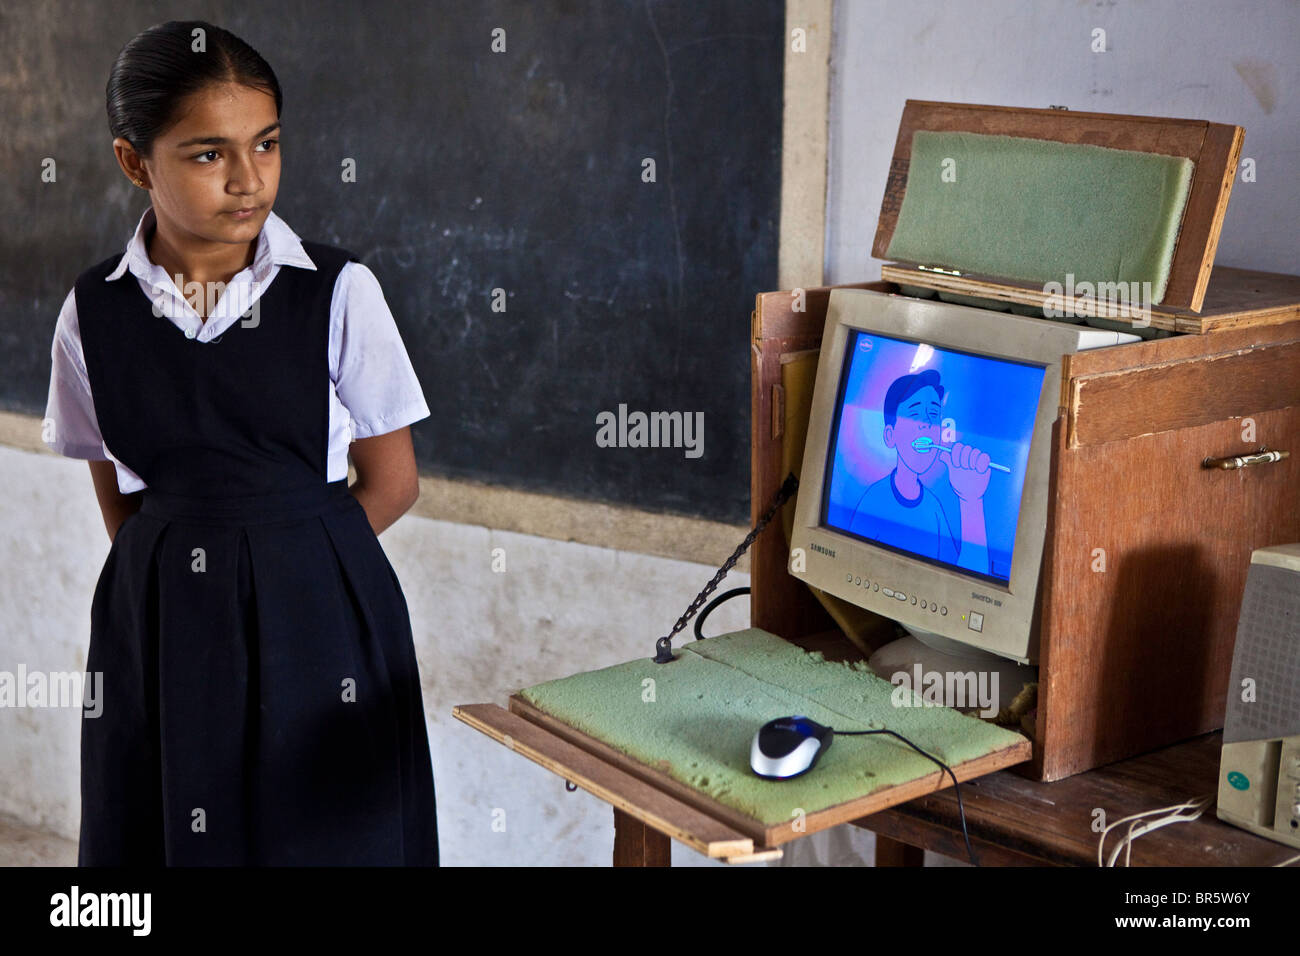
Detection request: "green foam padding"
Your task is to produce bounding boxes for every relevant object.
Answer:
[518,628,1026,826]
[886,131,1194,305]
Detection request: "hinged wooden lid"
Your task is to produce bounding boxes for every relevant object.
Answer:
[872,100,1243,316]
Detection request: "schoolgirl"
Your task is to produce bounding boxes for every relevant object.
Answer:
[44,20,439,866]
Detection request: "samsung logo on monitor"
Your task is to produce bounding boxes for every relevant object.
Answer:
[810,542,837,558]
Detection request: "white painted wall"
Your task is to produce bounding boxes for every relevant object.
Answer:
[826,0,1299,283]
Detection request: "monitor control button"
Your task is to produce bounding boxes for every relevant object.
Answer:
[968,611,984,632]
[910,596,917,605]
[882,587,894,598]
[940,606,947,615]
[895,591,906,602]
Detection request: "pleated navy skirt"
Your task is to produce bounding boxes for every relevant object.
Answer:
[78,480,439,866]
[72,240,439,866]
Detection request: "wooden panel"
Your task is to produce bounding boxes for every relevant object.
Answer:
[859,732,1300,866]
[1061,295,1300,380]
[507,695,1031,848]
[1067,338,1300,447]
[749,282,884,640]
[452,704,755,859]
[1182,267,1300,332]
[752,283,878,339]
[878,264,1300,334]
[1035,405,1300,781]
[1191,123,1245,310]
[872,100,1243,312]
[880,264,1186,332]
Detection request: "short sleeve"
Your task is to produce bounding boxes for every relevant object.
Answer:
[329,262,431,440]
[43,288,110,460]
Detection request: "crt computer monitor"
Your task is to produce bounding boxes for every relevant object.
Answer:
[789,289,1138,666]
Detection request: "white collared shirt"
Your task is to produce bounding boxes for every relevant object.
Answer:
[43,207,431,493]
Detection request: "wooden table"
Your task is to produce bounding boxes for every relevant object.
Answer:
[863,730,1297,867]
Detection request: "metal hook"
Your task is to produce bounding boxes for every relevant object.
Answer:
[565,780,577,792]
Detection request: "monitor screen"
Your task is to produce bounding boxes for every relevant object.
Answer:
[822,330,1046,584]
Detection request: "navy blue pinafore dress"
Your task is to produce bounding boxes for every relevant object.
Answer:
[73,242,439,866]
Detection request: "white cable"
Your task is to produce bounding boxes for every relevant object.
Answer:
[1096,796,1200,867]
[1096,795,1213,867]
[1103,796,1212,867]
[1110,799,1211,867]
[1275,852,1300,867]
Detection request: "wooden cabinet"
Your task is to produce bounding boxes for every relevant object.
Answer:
[749,268,1300,781]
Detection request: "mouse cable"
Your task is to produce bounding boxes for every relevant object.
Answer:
[693,587,751,640]
[834,727,978,867]
[1096,794,1213,867]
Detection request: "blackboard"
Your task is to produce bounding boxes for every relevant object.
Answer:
[0,0,783,524]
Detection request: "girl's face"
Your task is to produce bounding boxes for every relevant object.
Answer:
[130,81,281,249]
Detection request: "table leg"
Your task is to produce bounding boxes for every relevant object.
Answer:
[613,807,671,867]
[875,834,924,867]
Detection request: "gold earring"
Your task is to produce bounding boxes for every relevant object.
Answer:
[134,178,145,187]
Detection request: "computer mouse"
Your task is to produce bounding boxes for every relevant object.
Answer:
[750,715,834,779]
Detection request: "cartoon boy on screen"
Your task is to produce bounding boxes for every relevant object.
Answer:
[848,369,992,575]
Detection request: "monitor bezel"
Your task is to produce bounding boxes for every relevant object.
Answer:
[789,288,1075,665]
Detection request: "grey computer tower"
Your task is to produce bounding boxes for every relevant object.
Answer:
[1217,543,1300,849]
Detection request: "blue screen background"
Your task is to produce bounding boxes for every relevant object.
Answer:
[824,330,1045,582]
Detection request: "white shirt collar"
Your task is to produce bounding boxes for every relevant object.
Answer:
[104,206,318,283]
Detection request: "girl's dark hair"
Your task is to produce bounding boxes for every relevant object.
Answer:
[106,20,281,156]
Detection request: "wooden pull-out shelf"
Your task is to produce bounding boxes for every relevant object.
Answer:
[454,703,771,863]
[454,696,1031,863]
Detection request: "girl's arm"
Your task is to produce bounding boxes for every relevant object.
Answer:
[348,426,420,536]
[88,460,142,542]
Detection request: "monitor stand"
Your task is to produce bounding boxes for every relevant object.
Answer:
[866,626,1037,716]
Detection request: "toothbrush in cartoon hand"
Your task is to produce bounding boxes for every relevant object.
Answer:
[911,436,1011,473]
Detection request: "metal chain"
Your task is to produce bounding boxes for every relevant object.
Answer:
[653,472,800,662]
